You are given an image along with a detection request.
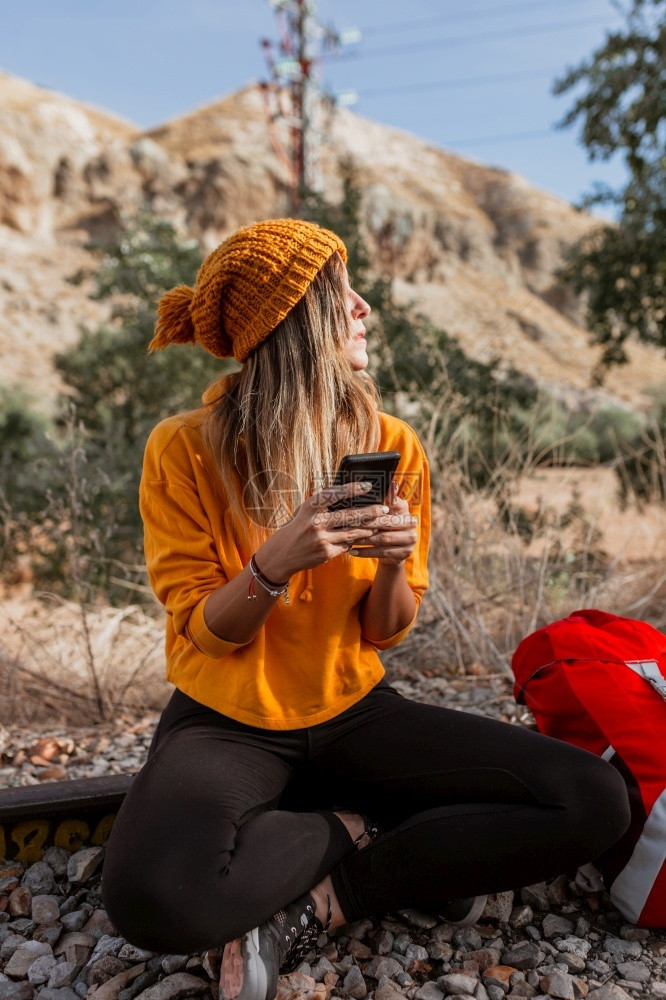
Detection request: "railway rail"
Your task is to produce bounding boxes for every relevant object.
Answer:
[0,775,132,863]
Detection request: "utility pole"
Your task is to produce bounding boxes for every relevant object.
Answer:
[260,0,340,215]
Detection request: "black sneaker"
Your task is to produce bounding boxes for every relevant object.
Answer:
[438,894,488,927]
[219,892,326,1000]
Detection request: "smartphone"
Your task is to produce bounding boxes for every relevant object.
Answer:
[327,452,401,512]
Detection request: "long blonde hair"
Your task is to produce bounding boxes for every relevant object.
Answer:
[201,253,382,553]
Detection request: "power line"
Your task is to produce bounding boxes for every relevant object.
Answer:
[334,15,615,61]
[359,66,562,100]
[357,0,603,38]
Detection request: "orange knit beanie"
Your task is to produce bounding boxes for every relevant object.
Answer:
[149,218,347,364]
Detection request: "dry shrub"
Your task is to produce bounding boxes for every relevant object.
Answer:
[0,594,170,727]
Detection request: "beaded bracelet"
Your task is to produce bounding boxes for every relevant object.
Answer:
[247,554,290,605]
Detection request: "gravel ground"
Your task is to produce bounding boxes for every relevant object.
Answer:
[0,673,664,1000]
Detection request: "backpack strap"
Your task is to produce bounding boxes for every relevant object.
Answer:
[625,660,666,701]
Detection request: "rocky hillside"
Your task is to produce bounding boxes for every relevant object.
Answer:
[2,68,665,412]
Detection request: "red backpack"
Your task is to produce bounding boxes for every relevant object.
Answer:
[512,608,666,927]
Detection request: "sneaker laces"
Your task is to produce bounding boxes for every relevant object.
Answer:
[271,893,331,975]
[353,815,381,849]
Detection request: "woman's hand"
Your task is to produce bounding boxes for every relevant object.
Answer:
[257,481,390,580]
[350,480,418,567]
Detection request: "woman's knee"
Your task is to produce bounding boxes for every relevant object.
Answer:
[102,855,233,954]
[565,751,631,854]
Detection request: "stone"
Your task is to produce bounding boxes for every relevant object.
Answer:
[60,912,87,933]
[86,963,146,1000]
[21,863,55,895]
[542,916,574,939]
[482,893,514,924]
[133,972,210,999]
[483,966,516,988]
[474,985,490,1000]
[41,848,70,878]
[619,925,649,943]
[363,957,403,980]
[120,969,159,1000]
[398,909,438,930]
[0,984,35,1000]
[4,940,53,978]
[650,985,666,999]
[507,984,537,998]
[32,924,62,947]
[160,957,189,975]
[53,931,96,966]
[557,954,585,974]
[393,932,412,954]
[521,885,550,913]
[47,962,79,989]
[405,944,430,963]
[546,876,569,906]
[345,919,374,941]
[509,907,534,930]
[370,929,395,955]
[8,889,32,918]
[31,896,59,926]
[8,920,33,937]
[375,986,403,1000]
[539,970,575,999]
[118,944,155,962]
[429,941,454,962]
[414,983,444,1000]
[438,972,480,995]
[26,954,56,985]
[276,971,316,997]
[502,943,544,970]
[40,987,84,1000]
[616,961,650,982]
[486,987,505,1000]
[1,934,27,960]
[81,908,117,938]
[467,951,501,972]
[601,937,642,962]
[343,964,367,999]
[66,847,104,884]
[310,957,336,982]
[349,940,372,960]
[586,987,633,1000]
[89,934,126,963]
[553,939,590,961]
[85,954,126,986]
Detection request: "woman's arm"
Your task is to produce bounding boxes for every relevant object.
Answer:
[201,545,296,646]
[359,561,417,644]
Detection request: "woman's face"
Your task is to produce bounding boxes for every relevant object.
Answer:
[341,272,371,371]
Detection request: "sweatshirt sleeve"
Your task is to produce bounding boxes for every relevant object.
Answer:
[361,424,431,651]
[140,423,248,659]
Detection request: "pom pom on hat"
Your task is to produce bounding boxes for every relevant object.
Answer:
[149,219,347,364]
[149,285,196,352]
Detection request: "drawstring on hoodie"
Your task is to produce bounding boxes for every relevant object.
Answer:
[300,568,314,602]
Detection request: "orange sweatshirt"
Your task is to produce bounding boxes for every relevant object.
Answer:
[140,406,431,730]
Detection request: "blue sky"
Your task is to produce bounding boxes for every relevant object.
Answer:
[1,0,629,218]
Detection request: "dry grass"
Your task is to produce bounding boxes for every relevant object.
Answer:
[383,418,666,682]
[0,593,170,727]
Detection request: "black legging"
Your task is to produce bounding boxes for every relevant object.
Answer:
[101,679,630,954]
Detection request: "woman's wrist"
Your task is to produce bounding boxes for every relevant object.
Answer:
[254,542,296,585]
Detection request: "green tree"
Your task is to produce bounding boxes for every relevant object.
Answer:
[54,213,231,596]
[553,0,666,373]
